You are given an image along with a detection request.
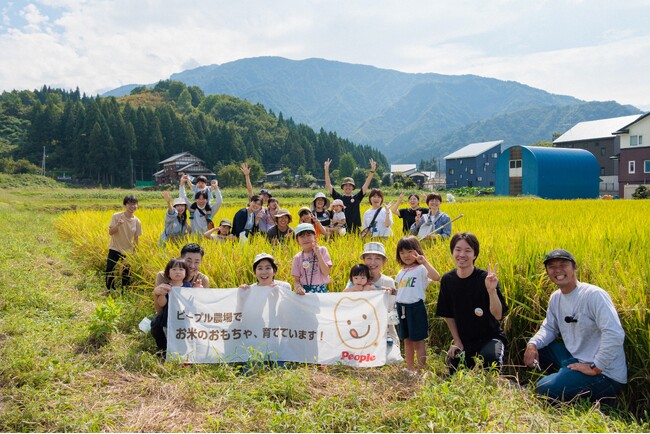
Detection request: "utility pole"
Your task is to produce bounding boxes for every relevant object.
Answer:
[130,158,134,188]
[41,146,46,175]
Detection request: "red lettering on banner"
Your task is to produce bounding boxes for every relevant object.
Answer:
[340,351,377,364]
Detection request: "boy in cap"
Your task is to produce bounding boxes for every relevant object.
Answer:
[523,249,627,402]
[323,158,377,233]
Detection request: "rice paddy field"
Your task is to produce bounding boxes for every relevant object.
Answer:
[1,180,648,431]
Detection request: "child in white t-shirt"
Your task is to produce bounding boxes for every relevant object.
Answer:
[394,236,440,373]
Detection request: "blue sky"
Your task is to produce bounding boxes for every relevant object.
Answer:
[1,0,649,110]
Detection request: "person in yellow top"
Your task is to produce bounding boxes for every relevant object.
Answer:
[106,195,142,291]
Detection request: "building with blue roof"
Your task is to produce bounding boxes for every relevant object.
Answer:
[495,146,599,199]
[443,140,503,189]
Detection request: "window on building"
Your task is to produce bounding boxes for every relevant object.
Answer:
[492,152,498,159]
[465,167,468,172]
[470,169,474,175]
[453,180,458,186]
[600,167,605,175]
[600,147,606,156]
[629,161,636,174]
[477,176,482,182]
[509,159,522,177]
[631,135,643,146]
[449,168,455,175]
[459,159,463,165]
[645,160,650,173]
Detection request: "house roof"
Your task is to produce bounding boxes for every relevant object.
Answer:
[444,140,503,160]
[554,114,643,143]
[266,170,284,176]
[391,164,417,173]
[158,152,193,164]
[613,112,650,134]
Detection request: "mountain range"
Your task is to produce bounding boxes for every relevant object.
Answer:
[105,57,642,163]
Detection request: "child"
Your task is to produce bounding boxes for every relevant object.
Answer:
[394,236,441,373]
[343,264,373,292]
[203,219,237,242]
[151,258,192,353]
[298,206,327,237]
[291,223,332,294]
[187,175,214,220]
[329,199,347,235]
[240,253,291,290]
[179,175,222,234]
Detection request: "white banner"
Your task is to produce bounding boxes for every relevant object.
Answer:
[167,286,390,367]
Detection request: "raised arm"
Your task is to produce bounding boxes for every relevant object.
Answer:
[210,181,223,214]
[360,159,377,194]
[390,192,404,216]
[324,158,333,194]
[178,178,191,207]
[240,163,253,201]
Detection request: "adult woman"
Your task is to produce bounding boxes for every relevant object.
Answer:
[410,192,451,241]
[179,175,222,235]
[232,195,263,238]
[266,208,294,243]
[390,192,429,234]
[240,253,291,290]
[311,192,332,227]
[258,197,279,233]
[344,242,402,364]
[159,191,189,246]
[361,189,393,238]
[436,233,507,373]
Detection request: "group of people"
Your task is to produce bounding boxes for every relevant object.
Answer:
[104,158,627,404]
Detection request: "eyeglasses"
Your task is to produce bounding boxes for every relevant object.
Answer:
[564,315,578,323]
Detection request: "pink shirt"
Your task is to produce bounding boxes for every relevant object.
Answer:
[291,246,332,286]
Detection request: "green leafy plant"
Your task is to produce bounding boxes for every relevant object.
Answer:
[88,296,122,346]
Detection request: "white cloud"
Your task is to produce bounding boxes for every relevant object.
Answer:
[0,0,648,109]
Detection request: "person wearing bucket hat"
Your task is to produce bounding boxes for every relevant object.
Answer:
[203,218,236,242]
[523,249,627,402]
[159,191,190,246]
[239,252,291,290]
[291,223,332,294]
[324,157,377,233]
[266,208,294,243]
[311,192,332,227]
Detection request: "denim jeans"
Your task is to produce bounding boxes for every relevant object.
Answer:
[535,341,623,401]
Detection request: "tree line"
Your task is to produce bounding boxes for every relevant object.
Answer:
[0,80,389,187]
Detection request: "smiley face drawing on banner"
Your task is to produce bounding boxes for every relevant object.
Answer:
[333,297,381,350]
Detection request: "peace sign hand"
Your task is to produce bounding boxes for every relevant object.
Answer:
[485,263,499,293]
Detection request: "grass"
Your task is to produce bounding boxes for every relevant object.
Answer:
[0,186,649,432]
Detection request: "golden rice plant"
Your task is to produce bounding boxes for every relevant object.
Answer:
[56,197,649,411]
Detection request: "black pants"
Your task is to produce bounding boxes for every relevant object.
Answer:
[448,338,505,373]
[105,249,130,291]
[150,313,167,353]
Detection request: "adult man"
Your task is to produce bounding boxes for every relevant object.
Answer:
[524,249,627,401]
[323,158,376,233]
[436,232,507,373]
[105,195,142,291]
[151,243,210,353]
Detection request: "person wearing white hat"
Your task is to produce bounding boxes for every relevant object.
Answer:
[159,191,190,246]
[240,253,291,290]
[311,192,332,227]
[291,223,332,294]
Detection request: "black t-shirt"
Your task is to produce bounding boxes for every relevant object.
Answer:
[331,189,365,232]
[398,207,429,233]
[436,267,508,351]
[314,210,332,227]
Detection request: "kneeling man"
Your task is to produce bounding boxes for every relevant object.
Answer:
[524,249,627,401]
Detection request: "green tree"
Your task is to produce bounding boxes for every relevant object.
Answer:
[339,152,356,178]
[217,163,243,188]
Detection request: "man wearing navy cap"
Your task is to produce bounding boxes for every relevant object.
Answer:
[523,249,627,402]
